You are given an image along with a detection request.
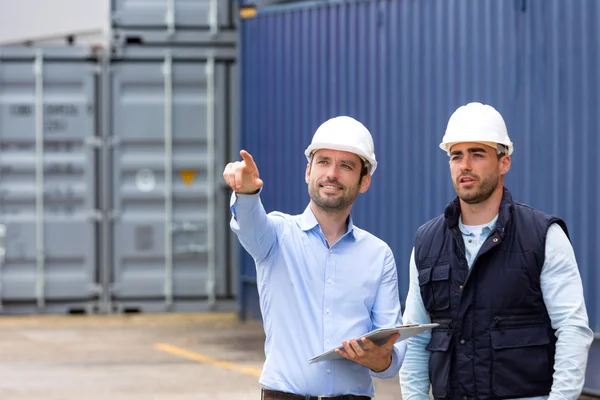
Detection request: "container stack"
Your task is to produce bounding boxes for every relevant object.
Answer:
[0,0,239,315]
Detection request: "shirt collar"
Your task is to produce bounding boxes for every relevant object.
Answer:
[299,205,357,239]
[458,214,499,236]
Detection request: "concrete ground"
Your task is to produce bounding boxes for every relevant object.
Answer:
[0,312,595,400]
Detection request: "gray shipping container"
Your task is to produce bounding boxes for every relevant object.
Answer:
[0,47,101,314]
[111,0,235,30]
[109,46,237,313]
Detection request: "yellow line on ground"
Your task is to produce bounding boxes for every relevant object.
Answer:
[154,343,263,377]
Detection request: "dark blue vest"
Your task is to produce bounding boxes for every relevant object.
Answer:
[414,188,567,399]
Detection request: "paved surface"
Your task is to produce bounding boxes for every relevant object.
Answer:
[0,312,595,400]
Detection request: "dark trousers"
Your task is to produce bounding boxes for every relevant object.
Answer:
[261,388,371,400]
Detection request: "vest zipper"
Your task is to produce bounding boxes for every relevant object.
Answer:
[493,314,544,331]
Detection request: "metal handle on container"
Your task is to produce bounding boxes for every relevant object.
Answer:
[34,50,46,309]
[0,224,5,310]
[162,53,174,309]
[206,56,216,309]
[166,0,175,36]
[99,50,112,314]
[209,0,219,37]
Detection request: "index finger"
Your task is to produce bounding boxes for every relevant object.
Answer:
[240,150,257,169]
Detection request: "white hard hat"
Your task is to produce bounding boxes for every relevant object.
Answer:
[440,102,514,156]
[304,116,378,174]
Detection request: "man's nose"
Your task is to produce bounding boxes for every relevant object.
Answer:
[459,156,472,171]
[326,164,340,179]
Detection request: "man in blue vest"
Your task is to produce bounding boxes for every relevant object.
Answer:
[399,102,594,399]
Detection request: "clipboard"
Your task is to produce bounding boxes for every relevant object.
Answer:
[309,323,439,363]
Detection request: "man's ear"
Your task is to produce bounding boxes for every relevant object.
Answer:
[499,155,511,176]
[359,173,371,193]
[305,163,310,184]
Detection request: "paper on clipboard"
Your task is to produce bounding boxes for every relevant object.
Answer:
[309,323,439,364]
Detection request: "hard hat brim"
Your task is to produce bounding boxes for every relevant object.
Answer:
[304,142,378,174]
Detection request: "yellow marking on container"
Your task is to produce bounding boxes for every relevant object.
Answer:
[154,343,262,377]
[239,7,257,19]
[179,169,197,186]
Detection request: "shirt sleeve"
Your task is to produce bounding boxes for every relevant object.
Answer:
[229,190,283,264]
[542,223,595,400]
[399,247,432,400]
[369,246,407,379]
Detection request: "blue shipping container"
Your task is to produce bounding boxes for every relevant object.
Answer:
[237,0,600,394]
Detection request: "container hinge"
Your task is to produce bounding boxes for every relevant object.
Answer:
[175,244,208,255]
[171,222,204,233]
[87,283,102,295]
[85,136,103,148]
[108,137,121,147]
[87,210,103,222]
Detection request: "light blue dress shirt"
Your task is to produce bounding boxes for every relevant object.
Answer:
[230,191,406,397]
[400,215,594,400]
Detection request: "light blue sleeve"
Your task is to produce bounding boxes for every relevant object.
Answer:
[370,247,407,379]
[229,190,283,263]
[399,248,432,400]
[542,223,594,400]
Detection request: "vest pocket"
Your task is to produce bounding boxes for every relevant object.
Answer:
[418,263,450,311]
[490,325,551,397]
[426,329,453,398]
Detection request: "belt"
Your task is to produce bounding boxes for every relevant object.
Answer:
[261,388,371,400]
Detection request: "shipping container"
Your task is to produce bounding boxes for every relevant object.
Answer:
[0,47,101,314]
[0,0,237,47]
[112,0,236,31]
[0,0,111,47]
[108,46,237,313]
[238,0,600,393]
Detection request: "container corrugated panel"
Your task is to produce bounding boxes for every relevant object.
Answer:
[110,48,236,313]
[238,0,600,390]
[112,0,235,29]
[0,48,100,313]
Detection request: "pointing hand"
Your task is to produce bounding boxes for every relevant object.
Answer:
[223,150,264,194]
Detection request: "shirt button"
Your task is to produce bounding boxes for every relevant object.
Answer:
[460,339,466,345]
[326,339,330,344]
[326,308,330,314]
[327,369,331,374]
[459,285,464,290]
[462,396,468,400]
[327,279,332,284]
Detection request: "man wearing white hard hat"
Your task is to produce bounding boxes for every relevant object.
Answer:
[400,102,593,399]
[223,116,406,400]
